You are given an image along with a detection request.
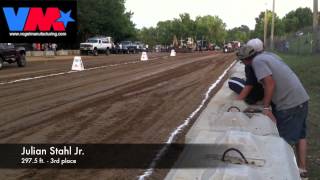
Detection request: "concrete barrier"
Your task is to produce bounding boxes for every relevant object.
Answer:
[205,112,278,135]
[165,131,300,180]
[44,51,55,56]
[26,50,80,57]
[165,62,300,180]
[70,50,80,55]
[56,50,68,56]
[26,51,31,57]
[228,62,245,77]
[31,51,44,57]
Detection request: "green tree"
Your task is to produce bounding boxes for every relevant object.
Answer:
[137,14,227,46]
[177,13,196,39]
[137,27,158,47]
[282,7,313,33]
[150,13,197,45]
[78,0,136,42]
[195,15,227,44]
[156,20,175,45]
[252,10,284,39]
[226,25,251,43]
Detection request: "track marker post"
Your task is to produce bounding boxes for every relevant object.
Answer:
[170,49,176,57]
[141,51,149,61]
[71,56,85,71]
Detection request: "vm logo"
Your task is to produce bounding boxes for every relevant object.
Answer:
[3,7,75,32]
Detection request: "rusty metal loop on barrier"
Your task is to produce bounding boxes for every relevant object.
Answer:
[221,148,249,164]
[227,106,241,112]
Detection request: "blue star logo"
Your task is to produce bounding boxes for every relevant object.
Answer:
[57,10,75,28]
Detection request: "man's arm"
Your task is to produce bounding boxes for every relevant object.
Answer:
[262,75,275,108]
[236,85,253,100]
[262,75,277,122]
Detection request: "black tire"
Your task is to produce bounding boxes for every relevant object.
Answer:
[105,48,110,56]
[93,49,98,56]
[17,53,26,67]
[0,57,4,70]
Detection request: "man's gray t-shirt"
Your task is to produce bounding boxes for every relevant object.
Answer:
[252,52,309,110]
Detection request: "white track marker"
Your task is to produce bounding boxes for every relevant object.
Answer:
[0,61,141,85]
[71,56,85,71]
[138,60,237,180]
[141,51,149,61]
[0,55,210,86]
[170,49,176,57]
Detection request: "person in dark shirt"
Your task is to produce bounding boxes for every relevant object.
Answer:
[228,38,265,105]
[228,65,264,105]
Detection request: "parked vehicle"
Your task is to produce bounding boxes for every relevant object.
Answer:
[110,42,121,54]
[196,40,208,51]
[119,41,138,54]
[134,41,145,52]
[0,43,26,70]
[223,41,241,53]
[80,36,113,56]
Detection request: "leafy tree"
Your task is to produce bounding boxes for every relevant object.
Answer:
[177,13,196,39]
[252,10,284,39]
[138,13,227,46]
[195,15,227,44]
[78,0,136,42]
[156,20,175,45]
[226,25,251,43]
[282,7,313,33]
[137,27,158,47]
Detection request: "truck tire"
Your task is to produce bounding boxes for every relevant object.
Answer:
[105,48,110,56]
[93,48,98,56]
[17,53,27,67]
[0,57,3,70]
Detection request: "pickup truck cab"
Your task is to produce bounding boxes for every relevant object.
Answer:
[80,36,113,56]
[0,43,26,70]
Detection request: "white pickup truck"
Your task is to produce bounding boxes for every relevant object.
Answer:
[80,36,113,56]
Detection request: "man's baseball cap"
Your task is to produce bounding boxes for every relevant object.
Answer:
[236,45,256,61]
[247,38,264,52]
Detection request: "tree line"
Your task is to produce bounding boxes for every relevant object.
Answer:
[78,0,136,42]
[137,13,227,47]
[78,0,317,46]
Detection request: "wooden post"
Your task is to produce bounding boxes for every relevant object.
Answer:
[270,0,275,50]
[313,0,319,53]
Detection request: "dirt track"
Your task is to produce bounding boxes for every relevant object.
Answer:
[0,52,235,179]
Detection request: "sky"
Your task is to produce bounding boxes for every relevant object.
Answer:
[125,0,317,30]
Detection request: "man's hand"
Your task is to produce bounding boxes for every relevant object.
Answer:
[263,109,277,123]
[237,85,253,101]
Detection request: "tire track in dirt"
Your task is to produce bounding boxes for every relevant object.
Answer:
[0,53,227,142]
[0,52,235,180]
[0,53,214,120]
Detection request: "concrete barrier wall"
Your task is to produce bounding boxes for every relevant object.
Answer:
[165,62,300,180]
[30,51,44,57]
[26,50,80,57]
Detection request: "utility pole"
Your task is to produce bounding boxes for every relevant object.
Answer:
[313,0,319,53]
[270,0,275,50]
[264,8,268,49]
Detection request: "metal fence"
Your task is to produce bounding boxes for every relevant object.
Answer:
[269,26,320,55]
